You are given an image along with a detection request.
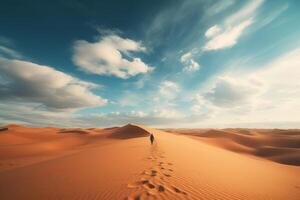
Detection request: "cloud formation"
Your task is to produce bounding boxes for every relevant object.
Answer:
[73,34,152,79]
[180,52,200,73]
[0,58,107,110]
[205,25,221,38]
[204,75,262,107]
[204,18,253,51]
[0,103,186,128]
[192,47,300,126]
[203,0,264,51]
[2,46,299,128]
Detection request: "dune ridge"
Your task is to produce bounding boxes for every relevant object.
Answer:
[107,123,150,139]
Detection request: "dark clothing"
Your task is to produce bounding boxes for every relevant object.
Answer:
[150,134,154,144]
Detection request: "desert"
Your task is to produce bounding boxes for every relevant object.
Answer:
[0,124,299,200]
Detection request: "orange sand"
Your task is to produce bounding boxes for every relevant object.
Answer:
[165,128,300,166]
[0,124,299,199]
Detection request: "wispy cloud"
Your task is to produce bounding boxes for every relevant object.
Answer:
[257,3,289,28]
[225,0,264,24]
[206,0,235,16]
[203,0,264,51]
[179,0,265,74]
[203,18,253,51]
[0,46,23,59]
[0,35,23,59]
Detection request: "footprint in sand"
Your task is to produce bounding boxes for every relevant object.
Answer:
[146,183,155,189]
[172,186,187,195]
[141,179,149,184]
[127,150,187,199]
[158,185,165,192]
[150,170,157,177]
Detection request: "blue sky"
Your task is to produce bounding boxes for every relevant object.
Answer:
[0,0,300,127]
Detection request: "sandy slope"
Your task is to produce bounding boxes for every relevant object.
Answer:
[0,125,299,199]
[165,128,300,166]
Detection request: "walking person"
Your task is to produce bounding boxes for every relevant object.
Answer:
[150,133,155,145]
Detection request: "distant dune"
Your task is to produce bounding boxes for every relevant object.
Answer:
[164,128,300,166]
[107,123,150,139]
[0,125,299,199]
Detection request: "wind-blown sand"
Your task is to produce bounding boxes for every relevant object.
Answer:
[0,124,299,199]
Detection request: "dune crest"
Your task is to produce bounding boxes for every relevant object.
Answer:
[107,123,150,139]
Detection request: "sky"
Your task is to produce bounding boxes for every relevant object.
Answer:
[0,0,300,128]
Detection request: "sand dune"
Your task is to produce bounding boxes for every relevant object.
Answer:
[107,123,150,139]
[0,125,299,199]
[164,128,300,166]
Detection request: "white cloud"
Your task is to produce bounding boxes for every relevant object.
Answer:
[180,51,200,73]
[0,104,186,128]
[258,48,300,83]
[203,0,264,51]
[0,58,107,110]
[204,18,253,51]
[0,103,76,127]
[204,75,263,107]
[193,47,300,127]
[73,34,152,79]
[3,45,299,128]
[159,81,180,99]
[190,95,212,114]
[205,25,221,38]
[180,52,193,63]
[183,59,200,72]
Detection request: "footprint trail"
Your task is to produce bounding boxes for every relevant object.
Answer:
[125,143,188,200]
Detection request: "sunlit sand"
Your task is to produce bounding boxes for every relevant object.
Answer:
[0,124,299,199]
